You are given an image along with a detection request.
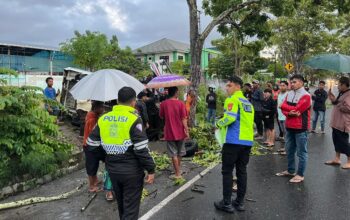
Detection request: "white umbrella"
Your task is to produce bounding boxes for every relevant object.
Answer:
[69,69,144,101]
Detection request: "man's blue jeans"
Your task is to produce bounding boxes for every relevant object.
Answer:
[285,130,308,177]
[206,108,216,125]
[312,110,325,131]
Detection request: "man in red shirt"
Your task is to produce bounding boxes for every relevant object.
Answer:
[160,87,189,179]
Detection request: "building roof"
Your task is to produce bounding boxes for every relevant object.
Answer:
[0,41,59,51]
[64,67,92,75]
[133,38,190,55]
[0,41,60,56]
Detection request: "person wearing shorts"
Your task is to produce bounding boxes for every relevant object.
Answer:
[167,141,186,157]
[83,101,113,201]
[160,87,189,179]
[262,89,276,147]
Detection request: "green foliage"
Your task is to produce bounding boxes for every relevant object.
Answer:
[141,188,149,202]
[195,84,226,122]
[267,63,287,78]
[0,68,72,187]
[135,69,153,80]
[170,60,190,76]
[210,34,268,77]
[190,123,221,167]
[173,177,186,186]
[269,0,345,73]
[150,152,171,171]
[251,141,265,156]
[61,30,145,74]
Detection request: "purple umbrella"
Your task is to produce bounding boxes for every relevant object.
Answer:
[146,74,191,89]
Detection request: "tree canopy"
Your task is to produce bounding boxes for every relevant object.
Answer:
[60,31,146,74]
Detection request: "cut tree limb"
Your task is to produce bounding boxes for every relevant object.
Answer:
[0,183,85,211]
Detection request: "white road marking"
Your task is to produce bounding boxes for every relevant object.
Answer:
[139,164,217,220]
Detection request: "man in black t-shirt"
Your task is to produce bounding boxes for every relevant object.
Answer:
[311,80,328,133]
[206,87,217,125]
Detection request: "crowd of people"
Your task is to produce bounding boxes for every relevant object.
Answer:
[42,74,350,219]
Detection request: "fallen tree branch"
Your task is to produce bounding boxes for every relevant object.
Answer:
[0,182,85,211]
[81,193,97,212]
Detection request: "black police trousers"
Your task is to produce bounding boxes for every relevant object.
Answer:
[221,144,251,204]
[109,172,145,220]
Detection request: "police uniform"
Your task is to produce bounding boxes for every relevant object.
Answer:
[216,90,254,206]
[87,105,155,220]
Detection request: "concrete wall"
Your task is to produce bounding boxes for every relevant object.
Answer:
[0,74,63,91]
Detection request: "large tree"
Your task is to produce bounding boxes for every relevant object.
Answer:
[209,34,267,78]
[186,0,263,126]
[269,0,349,74]
[61,31,145,73]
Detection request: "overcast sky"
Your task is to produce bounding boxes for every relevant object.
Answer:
[0,0,221,50]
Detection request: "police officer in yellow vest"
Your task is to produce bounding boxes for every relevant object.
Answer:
[87,87,155,220]
[214,76,254,213]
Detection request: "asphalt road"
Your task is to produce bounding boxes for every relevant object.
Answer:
[1,106,350,220]
[148,110,350,220]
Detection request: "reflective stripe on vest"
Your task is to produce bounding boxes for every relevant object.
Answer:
[220,91,255,146]
[98,105,138,155]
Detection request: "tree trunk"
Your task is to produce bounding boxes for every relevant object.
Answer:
[186,0,259,127]
[188,0,203,127]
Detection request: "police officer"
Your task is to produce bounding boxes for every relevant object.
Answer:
[87,87,155,220]
[214,76,254,213]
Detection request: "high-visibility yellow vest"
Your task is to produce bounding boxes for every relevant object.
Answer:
[98,105,138,154]
[216,91,255,146]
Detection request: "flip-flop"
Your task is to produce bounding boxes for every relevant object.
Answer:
[279,151,287,155]
[105,192,114,201]
[325,161,341,166]
[169,174,183,180]
[289,176,304,183]
[341,166,350,169]
[88,187,102,193]
[232,184,237,192]
[275,171,295,177]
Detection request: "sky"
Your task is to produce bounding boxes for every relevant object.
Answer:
[0,0,221,50]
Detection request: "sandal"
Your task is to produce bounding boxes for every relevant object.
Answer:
[279,151,287,156]
[105,191,114,201]
[275,171,295,177]
[325,161,341,166]
[232,184,237,192]
[88,187,102,193]
[289,175,304,183]
[341,164,350,169]
[169,174,182,180]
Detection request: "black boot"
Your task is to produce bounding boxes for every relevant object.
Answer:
[214,200,234,213]
[232,200,245,212]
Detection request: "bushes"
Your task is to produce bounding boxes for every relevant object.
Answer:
[150,152,171,171]
[195,84,226,122]
[190,123,221,167]
[0,69,72,187]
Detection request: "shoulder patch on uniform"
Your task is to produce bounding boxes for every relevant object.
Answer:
[136,123,143,132]
[228,103,233,111]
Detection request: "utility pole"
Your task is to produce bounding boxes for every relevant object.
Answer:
[8,47,11,84]
[274,52,277,79]
[49,51,55,75]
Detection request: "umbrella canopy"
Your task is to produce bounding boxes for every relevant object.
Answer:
[304,53,350,73]
[69,69,144,102]
[146,74,191,89]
